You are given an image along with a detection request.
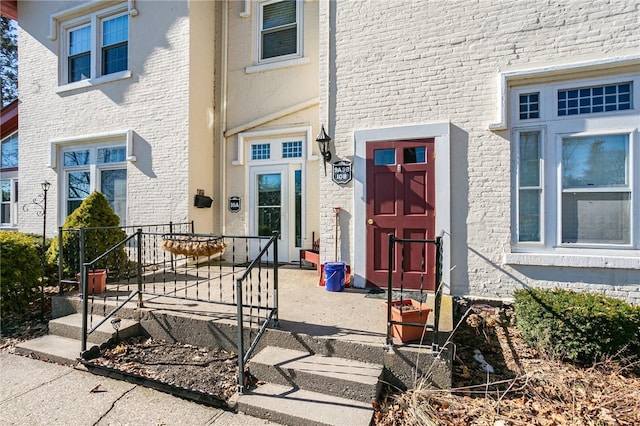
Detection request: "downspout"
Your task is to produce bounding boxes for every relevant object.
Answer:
[219,0,229,233]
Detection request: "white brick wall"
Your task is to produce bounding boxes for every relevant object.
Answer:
[18,1,194,235]
[320,0,640,304]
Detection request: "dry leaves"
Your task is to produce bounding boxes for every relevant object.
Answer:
[374,303,640,425]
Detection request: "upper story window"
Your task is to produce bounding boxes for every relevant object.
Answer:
[255,0,303,64]
[511,73,639,254]
[1,133,18,169]
[55,3,130,90]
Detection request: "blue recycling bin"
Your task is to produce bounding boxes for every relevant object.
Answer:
[324,262,346,292]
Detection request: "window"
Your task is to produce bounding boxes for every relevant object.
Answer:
[282,141,302,158]
[252,144,271,160]
[1,133,18,169]
[512,74,639,253]
[0,179,18,226]
[59,5,129,86]
[62,145,127,225]
[257,0,302,63]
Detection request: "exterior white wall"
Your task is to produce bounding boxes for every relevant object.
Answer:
[18,1,194,235]
[320,0,640,303]
[222,0,320,259]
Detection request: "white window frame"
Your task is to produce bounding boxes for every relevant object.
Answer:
[509,73,640,267]
[0,178,18,228]
[54,3,132,93]
[247,0,308,73]
[60,143,128,225]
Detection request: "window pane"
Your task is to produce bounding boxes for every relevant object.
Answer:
[68,171,90,199]
[102,44,128,75]
[69,53,90,82]
[97,147,126,163]
[1,133,18,168]
[519,189,540,241]
[69,26,90,55]
[403,147,426,164]
[519,131,540,187]
[283,141,302,158]
[1,180,10,202]
[295,169,302,247]
[263,0,296,30]
[262,27,297,59]
[101,169,126,226]
[562,192,630,244]
[64,150,90,166]
[562,134,628,188]
[374,149,395,165]
[252,144,271,160]
[258,173,282,237]
[103,15,128,46]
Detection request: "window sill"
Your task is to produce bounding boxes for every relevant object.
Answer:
[245,57,310,74]
[504,252,640,270]
[55,70,132,94]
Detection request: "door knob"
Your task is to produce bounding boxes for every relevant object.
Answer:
[367,219,374,225]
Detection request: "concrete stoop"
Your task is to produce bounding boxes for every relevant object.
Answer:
[15,313,140,366]
[234,346,383,425]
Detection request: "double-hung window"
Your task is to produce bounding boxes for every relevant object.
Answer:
[512,74,639,255]
[62,144,127,225]
[59,4,129,87]
[1,132,18,227]
[257,0,302,63]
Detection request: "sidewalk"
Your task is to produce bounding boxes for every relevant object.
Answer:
[0,353,278,426]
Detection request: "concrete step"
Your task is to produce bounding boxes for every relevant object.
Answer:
[249,347,383,403]
[48,313,140,344]
[15,335,85,366]
[234,382,374,426]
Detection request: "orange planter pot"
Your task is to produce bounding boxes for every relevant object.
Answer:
[385,299,432,343]
[76,270,107,294]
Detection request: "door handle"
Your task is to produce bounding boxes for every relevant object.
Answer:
[367,219,374,225]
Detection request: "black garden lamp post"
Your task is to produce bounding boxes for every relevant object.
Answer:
[23,180,50,319]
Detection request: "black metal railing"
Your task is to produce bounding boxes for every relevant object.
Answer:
[385,233,443,352]
[74,225,279,393]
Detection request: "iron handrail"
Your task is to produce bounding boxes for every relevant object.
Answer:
[385,233,443,353]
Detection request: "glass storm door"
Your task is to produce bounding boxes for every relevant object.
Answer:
[250,167,290,262]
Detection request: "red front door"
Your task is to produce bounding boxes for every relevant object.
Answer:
[365,139,436,290]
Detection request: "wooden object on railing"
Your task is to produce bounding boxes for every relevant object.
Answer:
[161,234,226,257]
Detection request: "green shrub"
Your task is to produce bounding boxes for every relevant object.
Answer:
[514,288,640,364]
[46,192,127,277]
[0,231,43,313]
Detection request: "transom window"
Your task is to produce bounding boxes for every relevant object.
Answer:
[258,0,302,63]
[62,144,127,225]
[519,93,540,120]
[282,141,302,158]
[512,73,639,252]
[252,144,271,160]
[60,5,129,85]
[558,82,632,116]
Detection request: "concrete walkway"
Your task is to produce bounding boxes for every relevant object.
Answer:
[0,353,279,426]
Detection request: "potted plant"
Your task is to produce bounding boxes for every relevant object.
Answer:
[47,192,127,294]
[385,299,432,343]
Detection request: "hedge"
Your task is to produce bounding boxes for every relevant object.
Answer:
[0,231,43,313]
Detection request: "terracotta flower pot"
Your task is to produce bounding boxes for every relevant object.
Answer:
[385,299,432,343]
[76,269,107,294]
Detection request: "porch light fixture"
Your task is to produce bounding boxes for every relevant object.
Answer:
[316,125,332,176]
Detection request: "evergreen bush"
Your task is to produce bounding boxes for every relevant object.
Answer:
[514,287,640,364]
[46,192,127,277]
[0,231,42,313]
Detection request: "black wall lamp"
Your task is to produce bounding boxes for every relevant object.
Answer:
[316,125,332,176]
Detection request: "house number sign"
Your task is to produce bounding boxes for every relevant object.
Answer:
[228,196,241,213]
[332,160,353,185]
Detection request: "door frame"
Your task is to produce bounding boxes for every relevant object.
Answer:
[353,123,452,291]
